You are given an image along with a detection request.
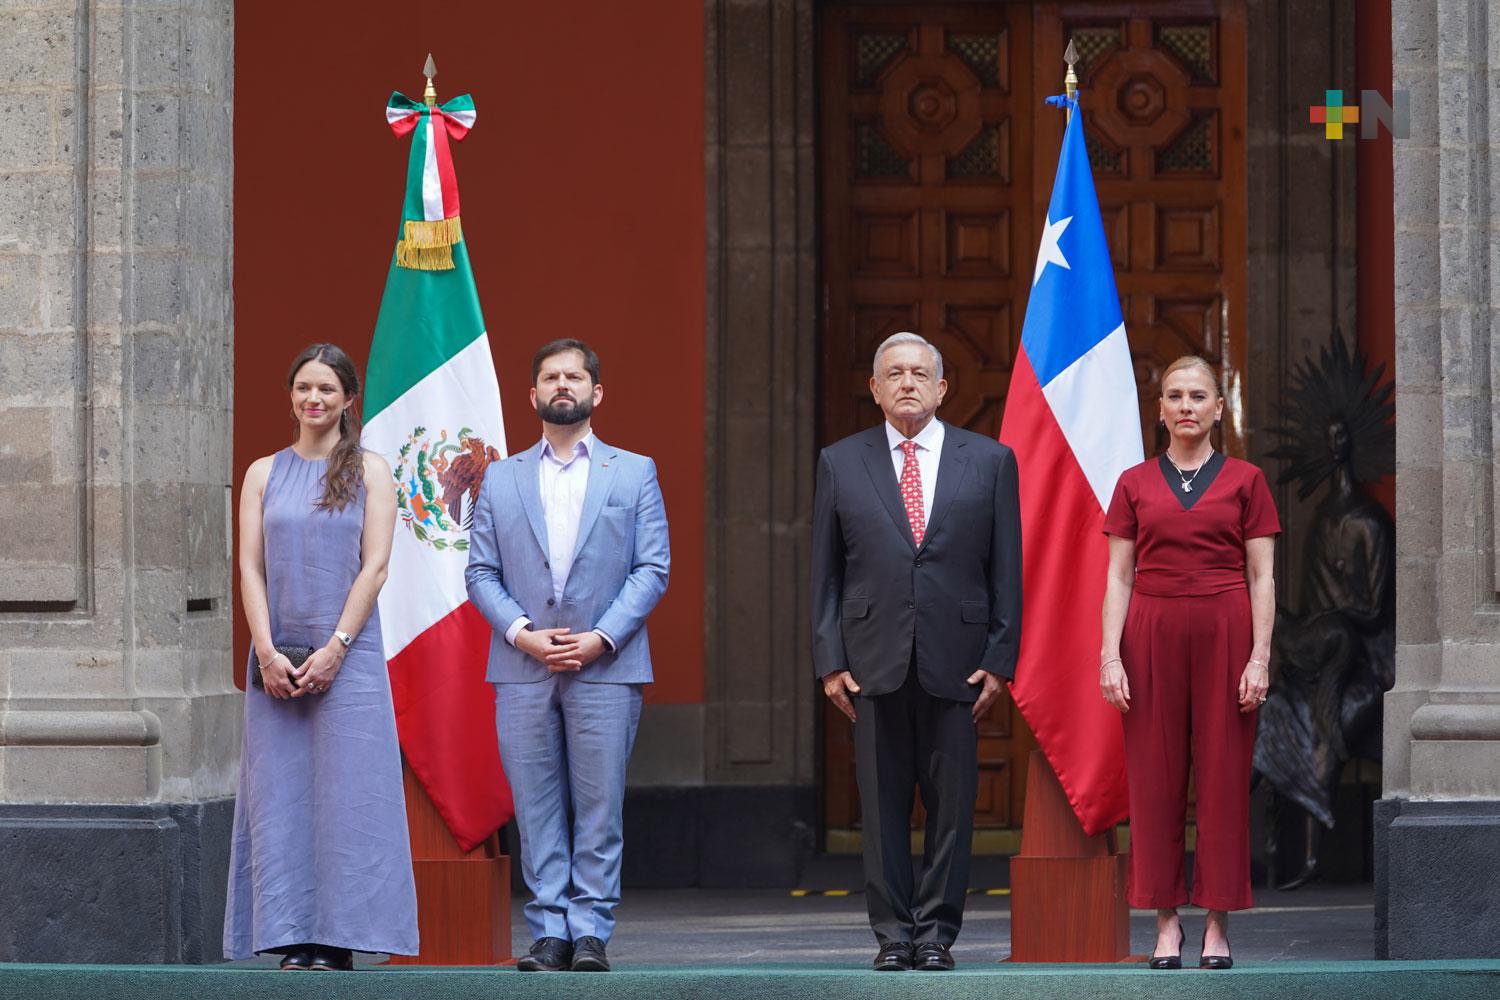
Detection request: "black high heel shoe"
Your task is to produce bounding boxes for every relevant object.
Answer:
[1199,929,1233,970]
[1148,925,1185,970]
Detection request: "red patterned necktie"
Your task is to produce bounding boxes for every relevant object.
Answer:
[899,439,926,546]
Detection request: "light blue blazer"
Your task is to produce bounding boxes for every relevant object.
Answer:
[464,437,669,684]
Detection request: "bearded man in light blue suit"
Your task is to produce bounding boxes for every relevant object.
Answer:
[465,339,669,974]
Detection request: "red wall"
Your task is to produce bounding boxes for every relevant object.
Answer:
[1356,0,1395,515]
[233,2,706,703]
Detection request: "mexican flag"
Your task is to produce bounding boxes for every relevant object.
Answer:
[361,90,513,851]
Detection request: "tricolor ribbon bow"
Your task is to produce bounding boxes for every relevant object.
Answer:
[385,92,478,270]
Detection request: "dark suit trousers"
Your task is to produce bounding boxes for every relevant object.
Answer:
[853,657,978,947]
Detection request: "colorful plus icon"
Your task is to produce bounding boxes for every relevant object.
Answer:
[1310,89,1361,139]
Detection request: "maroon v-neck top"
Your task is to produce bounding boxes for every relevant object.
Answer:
[1103,455,1281,598]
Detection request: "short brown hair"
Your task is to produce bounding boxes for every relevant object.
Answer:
[532,339,600,386]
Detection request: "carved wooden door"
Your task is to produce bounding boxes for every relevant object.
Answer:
[819,1,1247,839]
[820,2,1039,836]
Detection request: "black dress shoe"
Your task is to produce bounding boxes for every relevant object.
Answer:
[914,942,955,971]
[1149,926,1186,970]
[873,942,914,971]
[571,936,611,972]
[517,937,573,972]
[308,946,354,971]
[1199,930,1233,970]
[277,946,314,971]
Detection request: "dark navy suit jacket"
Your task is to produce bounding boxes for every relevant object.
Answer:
[810,421,1022,701]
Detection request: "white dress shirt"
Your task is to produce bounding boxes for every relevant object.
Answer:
[539,433,593,602]
[886,418,944,517]
[505,433,615,650]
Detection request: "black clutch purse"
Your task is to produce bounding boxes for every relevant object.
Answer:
[251,644,314,689]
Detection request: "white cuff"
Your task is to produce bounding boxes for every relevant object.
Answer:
[593,628,617,653]
[505,616,532,646]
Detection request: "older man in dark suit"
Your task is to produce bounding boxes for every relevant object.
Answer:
[811,331,1022,972]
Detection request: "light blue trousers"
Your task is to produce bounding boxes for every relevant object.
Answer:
[495,676,643,944]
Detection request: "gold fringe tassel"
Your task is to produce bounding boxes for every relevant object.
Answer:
[396,241,455,270]
[396,215,461,270]
[402,216,463,248]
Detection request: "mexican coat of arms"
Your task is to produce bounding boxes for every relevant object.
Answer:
[392,426,501,552]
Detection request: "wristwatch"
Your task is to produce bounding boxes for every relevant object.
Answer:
[333,630,354,649]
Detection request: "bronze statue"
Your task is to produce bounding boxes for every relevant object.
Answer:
[1254,331,1394,888]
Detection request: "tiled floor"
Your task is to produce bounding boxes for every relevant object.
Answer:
[228,882,1375,968]
[539,884,1375,966]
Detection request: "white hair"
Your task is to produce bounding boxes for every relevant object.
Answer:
[873,331,943,381]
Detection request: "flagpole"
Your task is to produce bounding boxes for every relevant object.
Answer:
[372,58,513,964]
[1063,38,1078,122]
[1004,37,1138,961]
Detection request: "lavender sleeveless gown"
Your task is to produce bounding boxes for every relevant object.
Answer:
[223,448,419,959]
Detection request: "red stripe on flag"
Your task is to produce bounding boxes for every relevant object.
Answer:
[388,601,512,851]
[441,112,472,142]
[429,111,460,220]
[388,111,422,137]
[999,348,1129,836]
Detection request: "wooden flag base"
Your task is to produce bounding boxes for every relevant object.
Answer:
[1008,750,1130,962]
[386,760,513,965]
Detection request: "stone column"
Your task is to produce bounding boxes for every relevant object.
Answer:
[626,0,818,888]
[1378,0,1500,960]
[0,0,237,962]
[702,0,819,878]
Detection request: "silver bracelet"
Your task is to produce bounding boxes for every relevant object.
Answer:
[1100,656,1122,670]
[1248,657,1268,667]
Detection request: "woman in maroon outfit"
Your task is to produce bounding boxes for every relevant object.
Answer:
[1099,356,1279,971]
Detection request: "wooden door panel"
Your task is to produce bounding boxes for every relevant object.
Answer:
[944,211,1013,277]
[821,2,1036,835]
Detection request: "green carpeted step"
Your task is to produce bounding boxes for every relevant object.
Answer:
[3,961,1499,1000]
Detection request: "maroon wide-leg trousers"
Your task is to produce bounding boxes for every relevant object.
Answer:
[1120,588,1258,911]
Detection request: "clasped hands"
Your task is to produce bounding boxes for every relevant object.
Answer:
[822,668,1002,724]
[257,641,345,701]
[1099,656,1269,714]
[517,626,607,673]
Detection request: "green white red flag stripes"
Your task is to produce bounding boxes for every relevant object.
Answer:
[362,91,513,851]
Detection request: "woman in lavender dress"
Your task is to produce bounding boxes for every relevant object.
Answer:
[224,343,418,970]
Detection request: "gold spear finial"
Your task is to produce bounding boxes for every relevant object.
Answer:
[423,53,438,106]
[1063,39,1079,123]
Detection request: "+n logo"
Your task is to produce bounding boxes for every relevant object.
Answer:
[1309,89,1360,139]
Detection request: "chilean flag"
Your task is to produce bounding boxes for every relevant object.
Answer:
[1000,95,1143,836]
